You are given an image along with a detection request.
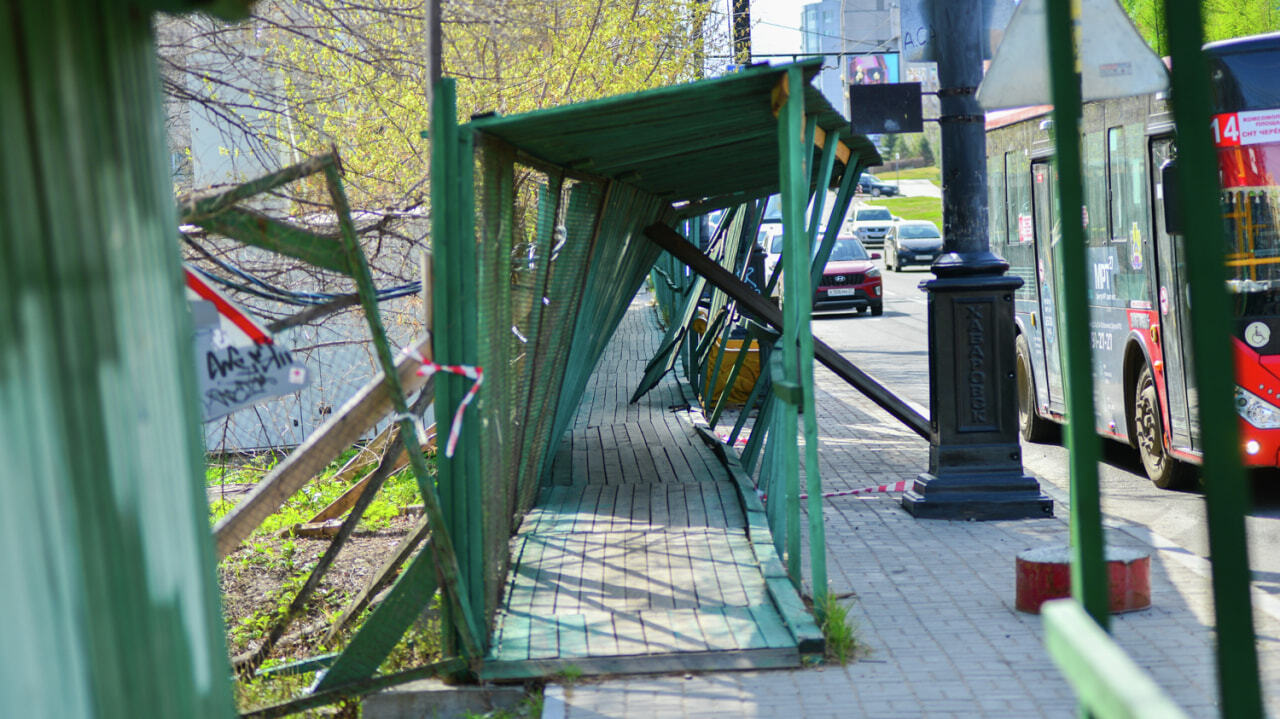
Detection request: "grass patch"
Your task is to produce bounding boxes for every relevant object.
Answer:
[816,592,859,665]
[878,165,940,183]
[875,195,943,229]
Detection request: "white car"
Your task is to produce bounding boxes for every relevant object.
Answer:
[847,206,897,248]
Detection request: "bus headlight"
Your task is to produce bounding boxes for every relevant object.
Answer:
[1235,386,1280,428]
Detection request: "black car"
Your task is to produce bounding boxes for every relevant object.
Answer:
[856,173,900,197]
[884,220,944,271]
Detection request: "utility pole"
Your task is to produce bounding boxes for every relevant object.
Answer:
[731,0,751,65]
[426,0,442,110]
[900,0,1052,519]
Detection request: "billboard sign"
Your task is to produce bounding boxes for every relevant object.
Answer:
[849,53,900,85]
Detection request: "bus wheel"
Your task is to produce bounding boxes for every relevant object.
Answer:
[1134,366,1193,489]
[1016,335,1053,442]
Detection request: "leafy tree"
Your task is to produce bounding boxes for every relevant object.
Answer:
[918,135,934,167]
[1121,0,1280,56]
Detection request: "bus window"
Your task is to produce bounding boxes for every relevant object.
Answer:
[1083,131,1108,245]
[988,153,1007,250]
[1007,150,1032,245]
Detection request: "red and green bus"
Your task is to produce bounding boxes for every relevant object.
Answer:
[987,32,1280,488]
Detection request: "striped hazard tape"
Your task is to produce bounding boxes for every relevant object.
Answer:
[402,348,484,458]
[758,480,909,503]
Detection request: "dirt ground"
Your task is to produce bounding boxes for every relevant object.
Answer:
[218,514,418,663]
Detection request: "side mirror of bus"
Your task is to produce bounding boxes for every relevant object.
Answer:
[1161,160,1182,235]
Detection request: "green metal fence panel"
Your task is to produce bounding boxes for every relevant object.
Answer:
[1,2,235,716]
[1042,599,1190,719]
[1044,0,1109,628]
[1163,6,1263,714]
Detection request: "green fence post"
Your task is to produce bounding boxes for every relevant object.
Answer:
[2,2,237,716]
[1163,5,1264,715]
[1044,0,1109,628]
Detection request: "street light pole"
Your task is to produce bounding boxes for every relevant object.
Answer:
[900,0,1052,520]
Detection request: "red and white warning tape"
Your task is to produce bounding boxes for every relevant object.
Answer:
[758,480,909,503]
[402,348,484,458]
[717,432,748,447]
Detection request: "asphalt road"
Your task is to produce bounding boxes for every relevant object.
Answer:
[812,255,1280,593]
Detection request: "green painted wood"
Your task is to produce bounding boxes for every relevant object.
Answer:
[1044,0,1108,632]
[493,612,532,662]
[1163,6,1264,714]
[583,612,620,657]
[184,206,351,276]
[2,4,235,716]
[722,606,770,650]
[313,537,440,690]
[244,659,467,719]
[556,614,590,659]
[696,608,740,651]
[428,79,485,658]
[528,614,560,660]
[612,612,649,656]
[810,156,863,293]
[257,653,338,678]
[479,647,800,681]
[777,67,807,590]
[807,127,838,247]
[747,603,797,650]
[666,610,711,652]
[1042,600,1190,719]
[765,577,823,654]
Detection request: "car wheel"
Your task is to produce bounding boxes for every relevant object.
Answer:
[1016,335,1053,442]
[871,187,881,197]
[870,301,883,317]
[1132,365,1194,489]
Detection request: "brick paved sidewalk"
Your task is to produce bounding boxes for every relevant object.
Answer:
[544,291,1280,718]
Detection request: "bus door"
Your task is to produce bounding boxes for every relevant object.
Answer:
[1149,138,1198,450]
[1031,160,1066,414]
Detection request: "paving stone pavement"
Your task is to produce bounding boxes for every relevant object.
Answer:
[543,291,1280,718]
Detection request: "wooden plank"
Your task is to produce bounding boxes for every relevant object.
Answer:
[668,609,711,652]
[667,485,689,528]
[611,611,649,656]
[1042,599,1192,719]
[668,529,699,610]
[556,613,590,660]
[765,576,824,654]
[701,478,727,528]
[613,483,634,533]
[323,517,432,645]
[717,479,745,527]
[558,534,585,614]
[695,607,740,652]
[644,223,930,438]
[594,483,618,535]
[480,647,800,681]
[587,426,606,483]
[685,531,724,607]
[213,336,434,558]
[722,606,770,650]
[494,612,532,662]
[528,614,560,660]
[748,602,798,650]
[578,484,602,533]
[631,484,651,531]
[303,425,435,526]
[583,611,621,657]
[647,531,676,610]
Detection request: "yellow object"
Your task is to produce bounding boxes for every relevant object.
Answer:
[691,310,762,405]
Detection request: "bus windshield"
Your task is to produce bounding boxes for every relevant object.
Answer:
[1218,140,1280,316]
